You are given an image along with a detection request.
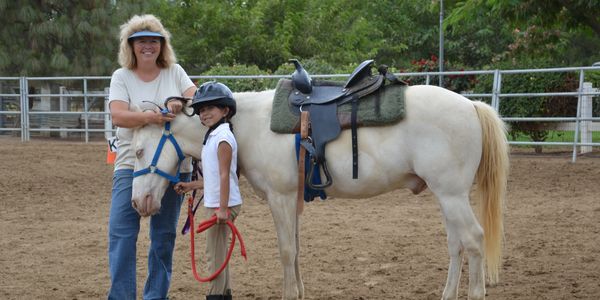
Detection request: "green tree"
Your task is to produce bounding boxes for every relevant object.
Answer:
[155,0,443,74]
[154,0,284,74]
[0,0,156,76]
[446,0,600,67]
[201,63,273,91]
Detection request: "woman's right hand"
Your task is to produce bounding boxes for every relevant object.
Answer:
[145,110,176,125]
[110,101,176,128]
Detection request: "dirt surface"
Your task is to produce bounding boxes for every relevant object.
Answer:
[1,138,599,299]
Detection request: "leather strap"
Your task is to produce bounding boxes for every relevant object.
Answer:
[351,96,359,179]
[297,111,309,215]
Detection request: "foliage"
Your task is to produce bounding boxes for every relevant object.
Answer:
[446,0,600,150]
[274,57,339,79]
[446,0,600,67]
[153,0,441,73]
[441,1,515,69]
[2,0,598,150]
[0,0,157,76]
[201,63,273,92]
[403,55,478,93]
[200,58,346,92]
[473,57,580,152]
[587,70,600,117]
[1,0,598,83]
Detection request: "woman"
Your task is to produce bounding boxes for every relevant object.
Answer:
[107,14,196,300]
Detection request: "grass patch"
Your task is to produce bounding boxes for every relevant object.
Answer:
[508,130,600,142]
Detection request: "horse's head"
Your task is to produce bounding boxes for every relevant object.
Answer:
[130,112,205,217]
[130,123,179,216]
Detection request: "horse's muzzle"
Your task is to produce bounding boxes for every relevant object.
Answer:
[132,194,159,217]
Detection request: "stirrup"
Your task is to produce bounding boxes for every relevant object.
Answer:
[306,160,333,190]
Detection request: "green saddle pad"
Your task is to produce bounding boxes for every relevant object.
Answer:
[270,79,406,134]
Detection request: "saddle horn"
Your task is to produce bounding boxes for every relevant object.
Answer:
[289,59,312,94]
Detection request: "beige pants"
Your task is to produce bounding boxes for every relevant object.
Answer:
[204,205,242,295]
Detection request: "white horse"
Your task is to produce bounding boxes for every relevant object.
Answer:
[130,85,509,300]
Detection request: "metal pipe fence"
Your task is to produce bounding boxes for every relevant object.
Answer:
[1,66,599,161]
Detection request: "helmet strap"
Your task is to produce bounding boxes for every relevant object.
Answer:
[203,117,227,145]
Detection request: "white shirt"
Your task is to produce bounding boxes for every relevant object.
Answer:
[108,64,195,171]
[201,123,242,208]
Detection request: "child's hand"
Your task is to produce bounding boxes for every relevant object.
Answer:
[174,181,202,194]
[174,182,188,194]
[215,209,229,224]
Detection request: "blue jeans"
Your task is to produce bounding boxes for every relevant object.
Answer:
[108,169,190,300]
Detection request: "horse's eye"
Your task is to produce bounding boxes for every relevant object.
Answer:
[136,149,143,158]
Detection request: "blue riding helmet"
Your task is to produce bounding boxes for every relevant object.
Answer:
[190,81,236,117]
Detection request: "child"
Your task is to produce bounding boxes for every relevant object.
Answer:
[175,81,241,300]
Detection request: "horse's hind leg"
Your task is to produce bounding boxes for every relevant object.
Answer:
[438,194,485,300]
[268,193,302,299]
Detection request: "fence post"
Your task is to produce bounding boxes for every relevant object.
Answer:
[19,77,23,140]
[580,82,596,154]
[491,69,502,111]
[20,77,28,141]
[59,86,68,138]
[83,78,89,143]
[104,87,112,140]
[0,81,3,129]
[40,84,52,137]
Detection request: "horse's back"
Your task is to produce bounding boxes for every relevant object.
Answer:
[232,86,484,199]
[324,85,483,198]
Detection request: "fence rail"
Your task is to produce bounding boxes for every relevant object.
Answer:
[1,66,599,162]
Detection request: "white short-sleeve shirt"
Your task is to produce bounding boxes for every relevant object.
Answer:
[108,64,195,171]
[201,123,242,208]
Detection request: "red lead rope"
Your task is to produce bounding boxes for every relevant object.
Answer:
[188,195,247,283]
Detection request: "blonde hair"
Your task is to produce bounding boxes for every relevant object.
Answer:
[117,14,176,69]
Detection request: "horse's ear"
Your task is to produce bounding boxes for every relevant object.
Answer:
[183,105,193,116]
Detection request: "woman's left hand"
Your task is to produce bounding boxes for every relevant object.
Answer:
[166,99,183,114]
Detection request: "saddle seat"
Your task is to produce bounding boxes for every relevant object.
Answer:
[289,59,384,106]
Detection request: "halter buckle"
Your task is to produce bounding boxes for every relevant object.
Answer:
[150,166,157,173]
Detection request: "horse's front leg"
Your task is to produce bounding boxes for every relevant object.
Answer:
[268,193,302,299]
[294,212,304,299]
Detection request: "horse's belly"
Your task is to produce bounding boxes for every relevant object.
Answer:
[322,127,418,198]
[325,171,427,198]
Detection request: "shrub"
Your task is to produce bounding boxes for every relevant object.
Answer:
[403,55,478,94]
[201,63,273,92]
[473,59,580,152]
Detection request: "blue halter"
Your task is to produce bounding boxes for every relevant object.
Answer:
[133,121,186,183]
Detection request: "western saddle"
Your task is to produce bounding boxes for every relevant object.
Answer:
[288,59,406,191]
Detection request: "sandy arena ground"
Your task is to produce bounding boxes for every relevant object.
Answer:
[1,138,599,299]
